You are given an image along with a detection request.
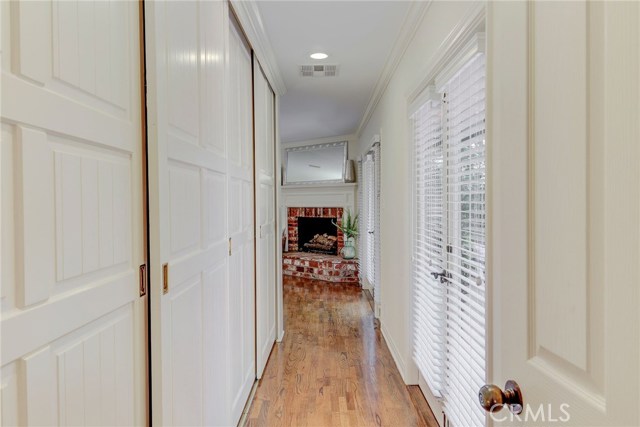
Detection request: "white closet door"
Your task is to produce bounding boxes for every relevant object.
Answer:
[1,1,147,425]
[145,1,232,425]
[254,60,277,379]
[227,14,256,425]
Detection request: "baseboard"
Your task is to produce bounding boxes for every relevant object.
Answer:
[277,329,285,342]
[380,322,407,382]
[418,374,444,427]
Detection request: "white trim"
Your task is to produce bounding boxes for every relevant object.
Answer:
[281,184,357,212]
[407,32,485,115]
[381,322,408,382]
[408,85,439,117]
[231,0,287,96]
[356,1,432,137]
[281,133,357,148]
[418,373,444,427]
[282,182,357,191]
[434,33,485,90]
[407,2,486,104]
[362,134,381,158]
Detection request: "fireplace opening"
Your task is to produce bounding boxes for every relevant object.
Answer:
[298,217,338,255]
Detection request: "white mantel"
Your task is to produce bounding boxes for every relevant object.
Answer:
[280,183,357,212]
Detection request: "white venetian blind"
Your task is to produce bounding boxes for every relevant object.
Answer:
[363,155,376,287]
[372,144,381,312]
[441,52,486,427]
[412,43,487,427]
[411,92,447,396]
[357,160,365,285]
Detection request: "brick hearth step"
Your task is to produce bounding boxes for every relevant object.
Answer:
[282,252,360,284]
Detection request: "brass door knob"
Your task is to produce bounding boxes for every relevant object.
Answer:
[478,380,523,414]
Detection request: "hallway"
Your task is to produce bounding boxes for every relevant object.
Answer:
[245,277,437,426]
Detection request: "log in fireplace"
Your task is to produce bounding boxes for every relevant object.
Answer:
[298,217,338,255]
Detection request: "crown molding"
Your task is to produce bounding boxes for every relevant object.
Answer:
[355,0,431,137]
[281,133,357,147]
[230,0,287,96]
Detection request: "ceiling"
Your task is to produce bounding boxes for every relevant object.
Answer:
[257,1,411,143]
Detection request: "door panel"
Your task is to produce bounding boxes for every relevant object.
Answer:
[145,0,230,425]
[227,17,256,423]
[146,1,255,425]
[489,1,639,424]
[532,2,591,374]
[1,1,146,425]
[254,59,277,379]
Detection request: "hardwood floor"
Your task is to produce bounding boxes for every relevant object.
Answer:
[245,276,439,427]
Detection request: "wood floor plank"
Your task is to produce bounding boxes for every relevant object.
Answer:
[245,276,439,427]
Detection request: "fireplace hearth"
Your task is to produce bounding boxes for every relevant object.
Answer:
[298,217,338,255]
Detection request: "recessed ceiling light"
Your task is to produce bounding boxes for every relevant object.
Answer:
[310,52,328,60]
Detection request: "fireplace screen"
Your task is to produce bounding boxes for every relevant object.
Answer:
[298,217,338,255]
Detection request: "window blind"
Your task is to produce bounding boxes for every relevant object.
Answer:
[362,147,381,315]
[363,155,376,288]
[411,94,447,396]
[372,144,381,313]
[412,50,486,427]
[357,160,365,285]
[441,52,486,427]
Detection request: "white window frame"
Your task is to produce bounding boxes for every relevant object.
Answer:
[410,33,488,427]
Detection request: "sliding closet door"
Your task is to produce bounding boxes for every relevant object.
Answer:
[145,1,232,425]
[1,1,147,425]
[227,16,256,422]
[254,59,277,379]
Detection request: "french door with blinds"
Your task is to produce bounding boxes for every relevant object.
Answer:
[411,36,486,427]
[361,143,381,317]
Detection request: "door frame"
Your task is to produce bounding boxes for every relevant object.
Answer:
[405,3,487,424]
[138,0,153,424]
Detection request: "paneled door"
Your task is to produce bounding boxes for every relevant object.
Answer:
[227,14,256,423]
[1,1,147,425]
[145,1,255,425]
[254,59,277,379]
[489,1,639,425]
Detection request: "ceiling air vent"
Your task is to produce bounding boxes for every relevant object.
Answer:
[299,64,339,78]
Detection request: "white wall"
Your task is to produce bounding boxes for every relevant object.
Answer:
[357,1,482,384]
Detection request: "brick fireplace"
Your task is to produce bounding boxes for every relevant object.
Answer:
[284,206,359,284]
[281,184,359,284]
[287,207,344,253]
